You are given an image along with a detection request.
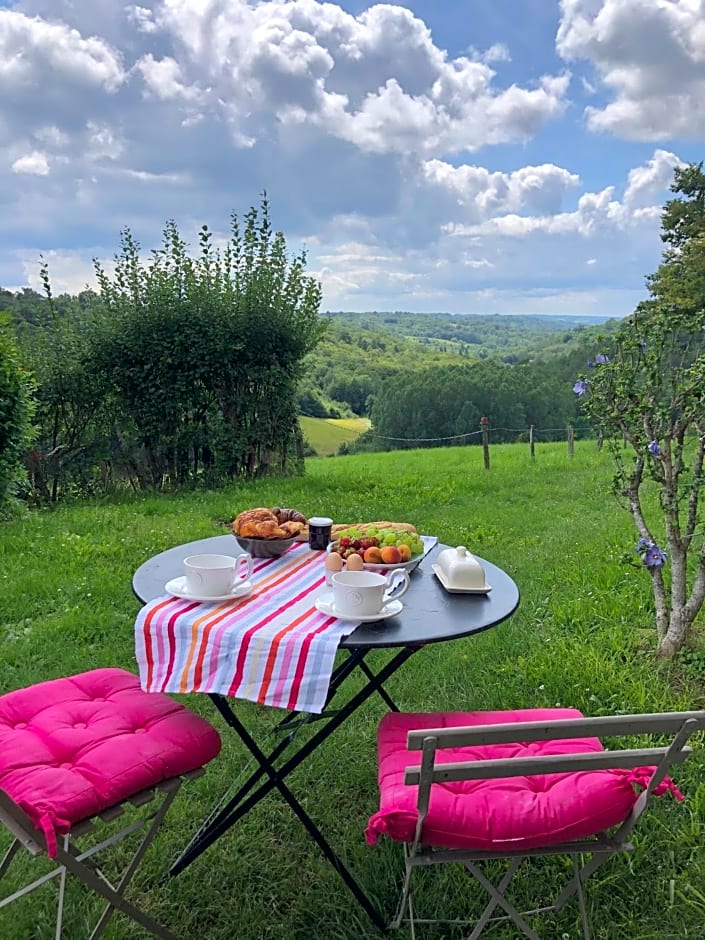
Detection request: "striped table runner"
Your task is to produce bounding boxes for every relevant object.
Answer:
[135,543,361,714]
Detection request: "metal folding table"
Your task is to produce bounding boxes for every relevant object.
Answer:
[132,535,520,928]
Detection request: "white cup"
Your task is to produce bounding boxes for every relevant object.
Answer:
[183,553,253,597]
[331,569,410,617]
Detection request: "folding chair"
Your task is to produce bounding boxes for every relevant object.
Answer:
[366,707,705,940]
[0,668,222,939]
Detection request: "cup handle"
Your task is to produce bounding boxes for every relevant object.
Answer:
[236,552,253,581]
[384,569,410,602]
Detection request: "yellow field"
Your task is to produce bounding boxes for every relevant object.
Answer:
[299,416,371,457]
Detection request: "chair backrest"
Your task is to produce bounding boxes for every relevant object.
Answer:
[404,711,705,848]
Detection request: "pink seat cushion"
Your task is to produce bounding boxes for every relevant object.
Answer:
[366,709,660,851]
[0,668,221,856]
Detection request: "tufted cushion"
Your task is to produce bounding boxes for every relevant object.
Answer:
[0,668,221,856]
[365,709,654,851]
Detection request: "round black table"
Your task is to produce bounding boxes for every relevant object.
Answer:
[132,535,519,927]
[132,535,520,649]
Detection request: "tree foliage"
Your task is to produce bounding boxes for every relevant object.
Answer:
[365,358,584,450]
[575,163,705,658]
[0,314,35,514]
[23,197,325,497]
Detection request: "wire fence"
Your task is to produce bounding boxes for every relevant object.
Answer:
[303,417,601,464]
[362,426,578,445]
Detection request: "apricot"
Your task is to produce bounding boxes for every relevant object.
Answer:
[363,546,383,564]
[380,545,402,565]
[397,544,412,562]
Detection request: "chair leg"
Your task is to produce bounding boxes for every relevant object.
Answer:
[55,834,70,940]
[1,783,182,939]
[56,847,178,940]
[571,854,591,940]
[465,857,524,940]
[463,861,541,940]
[88,783,180,940]
[0,839,21,880]
[552,849,612,913]
[390,844,414,931]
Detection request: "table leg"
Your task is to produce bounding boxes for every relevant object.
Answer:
[169,646,418,927]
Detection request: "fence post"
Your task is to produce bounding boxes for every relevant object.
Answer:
[480,416,490,470]
[567,424,574,457]
[529,425,535,460]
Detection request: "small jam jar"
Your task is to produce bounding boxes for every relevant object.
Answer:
[308,516,333,551]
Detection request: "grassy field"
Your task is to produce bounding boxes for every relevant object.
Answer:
[299,416,370,457]
[2,441,704,939]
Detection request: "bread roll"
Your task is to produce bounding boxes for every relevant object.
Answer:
[295,521,418,542]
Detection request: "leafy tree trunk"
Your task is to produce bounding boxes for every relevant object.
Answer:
[575,162,705,659]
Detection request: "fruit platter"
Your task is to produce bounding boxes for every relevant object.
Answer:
[327,524,427,573]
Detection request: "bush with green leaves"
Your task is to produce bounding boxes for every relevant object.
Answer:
[31,197,325,496]
[574,163,705,658]
[0,314,35,513]
[91,200,324,487]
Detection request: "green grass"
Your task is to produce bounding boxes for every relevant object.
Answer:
[2,441,705,939]
[299,416,370,457]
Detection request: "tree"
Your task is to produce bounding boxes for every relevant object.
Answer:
[574,163,705,658]
[0,314,35,513]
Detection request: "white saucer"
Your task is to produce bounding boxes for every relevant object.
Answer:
[315,593,403,622]
[164,576,253,603]
[432,564,492,594]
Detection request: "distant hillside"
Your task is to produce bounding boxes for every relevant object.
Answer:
[299,310,617,424]
[324,311,618,329]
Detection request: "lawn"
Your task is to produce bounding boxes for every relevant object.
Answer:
[1,441,704,939]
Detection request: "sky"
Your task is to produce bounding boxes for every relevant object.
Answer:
[1,0,704,317]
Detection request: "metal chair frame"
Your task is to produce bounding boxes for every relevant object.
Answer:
[390,711,705,940]
[0,769,203,940]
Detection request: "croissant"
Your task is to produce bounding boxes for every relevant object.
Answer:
[271,507,307,524]
[280,520,306,537]
[233,507,307,539]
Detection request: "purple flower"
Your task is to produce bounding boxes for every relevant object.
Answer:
[647,440,661,456]
[635,538,667,569]
[643,545,667,568]
[573,379,588,396]
[594,353,610,364]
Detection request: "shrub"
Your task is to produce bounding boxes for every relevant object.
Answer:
[0,314,35,514]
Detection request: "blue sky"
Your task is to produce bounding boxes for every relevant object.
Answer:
[2,0,704,316]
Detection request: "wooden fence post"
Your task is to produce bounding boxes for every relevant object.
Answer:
[480,416,490,470]
[529,425,535,460]
[567,424,574,457]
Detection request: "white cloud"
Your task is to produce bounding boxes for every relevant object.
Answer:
[557,0,705,138]
[623,148,684,207]
[12,150,50,175]
[0,1,694,318]
[442,150,677,241]
[146,0,569,156]
[423,160,580,216]
[86,122,124,161]
[0,9,124,91]
[135,55,205,103]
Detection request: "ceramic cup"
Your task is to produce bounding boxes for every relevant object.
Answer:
[331,569,410,617]
[308,516,333,551]
[183,553,253,597]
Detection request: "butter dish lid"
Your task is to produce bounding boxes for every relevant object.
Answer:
[435,546,491,591]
